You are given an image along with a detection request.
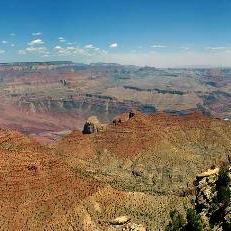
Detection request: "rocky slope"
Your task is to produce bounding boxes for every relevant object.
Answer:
[165,165,231,230]
[0,111,230,230]
[58,111,231,194]
[0,128,102,230]
[193,166,231,230]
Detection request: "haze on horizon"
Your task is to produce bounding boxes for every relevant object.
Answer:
[0,0,231,67]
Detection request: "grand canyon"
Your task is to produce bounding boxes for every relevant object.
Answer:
[0,62,230,143]
[0,62,230,230]
[1,0,231,230]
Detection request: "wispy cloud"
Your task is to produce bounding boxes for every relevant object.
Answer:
[206,46,227,50]
[0,50,5,54]
[85,44,94,49]
[94,50,231,67]
[32,32,42,36]
[84,44,102,52]
[58,37,66,42]
[18,45,49,56]
[25,46,49,54]
[2,40,8,44]
[110,43,118,48]
[10,33,16,36]
[28,39,44,46]
[180,46,190,50]
[18,50,26,55]
[54,44,107,57]
[54,45,62,49]
[151,44,168,48]
[54,45,84,56]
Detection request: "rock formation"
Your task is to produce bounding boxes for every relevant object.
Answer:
[193,166,231,230]
[82,116,106,134]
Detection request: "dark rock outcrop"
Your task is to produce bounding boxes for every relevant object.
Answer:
[193,166,231,230]
[82,116,106,134]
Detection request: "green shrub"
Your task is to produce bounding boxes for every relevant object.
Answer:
[165,210,185,231]
[185,208,204,231]
[215,167,231,204]
[223,221,231,231]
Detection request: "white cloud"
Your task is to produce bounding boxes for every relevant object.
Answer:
[93,51,231,67]
[180,46,190,50]
[54,45,62,49]
[18,50,26,55]
[26,47,37,52]
[66,46,76,50]
[109,43,118,48]
[84,44,101,51]
[10,33,16,36]
[58,37,66,42]
[0,50,5,54]
[206,46,227,50]
[11,44,15,47]
[19,46,49,56]
[26,46,49,54]
[54,45,85,56]
[28,39,44,46]
[53,44,106,57]
[151,45,168,48]
[2,40,8,44]
[32,32,42,36]
[85,44,94,49]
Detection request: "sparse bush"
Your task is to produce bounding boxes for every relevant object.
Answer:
[215,167,231,204]
[185,208,204,231]
[165,165,231,231]
[223,221,231,231]
[165,210,185,231]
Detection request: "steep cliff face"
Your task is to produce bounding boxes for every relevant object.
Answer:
[193,166,231,230]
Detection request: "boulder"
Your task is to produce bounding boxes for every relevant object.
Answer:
[109,216,131,225]
[82,116,105,134]
[196,168,219,178]
[122,223,146,231]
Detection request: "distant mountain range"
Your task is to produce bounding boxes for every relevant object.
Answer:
[0,61,230,143]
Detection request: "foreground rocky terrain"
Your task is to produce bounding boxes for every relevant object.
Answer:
[0,111,230,230]
[0,62,230,143]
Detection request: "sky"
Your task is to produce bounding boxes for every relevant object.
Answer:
[0,0,231,67]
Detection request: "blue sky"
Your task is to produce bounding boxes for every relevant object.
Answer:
[0,0,231,66]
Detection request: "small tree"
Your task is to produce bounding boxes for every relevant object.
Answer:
[185,208,204,231]
[215,167,231,204]
[165,210,185,231]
